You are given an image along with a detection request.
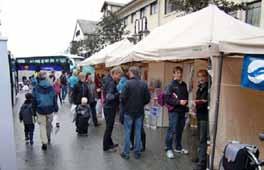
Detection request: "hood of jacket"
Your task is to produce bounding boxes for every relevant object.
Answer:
[38,79,52,89]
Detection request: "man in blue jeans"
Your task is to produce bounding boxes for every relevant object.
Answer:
[120,66,150,159]
[165,66,189,159]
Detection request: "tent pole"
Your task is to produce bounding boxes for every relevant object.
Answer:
[210,53,224,170]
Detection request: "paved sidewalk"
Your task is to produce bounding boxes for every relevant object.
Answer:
[13,93,194,170]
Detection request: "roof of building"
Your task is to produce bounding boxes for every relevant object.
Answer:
[101,1,126,12]
[77,19,98,35]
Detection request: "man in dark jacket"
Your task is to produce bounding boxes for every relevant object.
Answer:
[102,66,123,152]
[164,66,189,159]
[60,71,68,102]
[72,73,91,134]
[72,73,91,106]
[32,71,58,151]
[120,66,150,159]
[194,70,209,170]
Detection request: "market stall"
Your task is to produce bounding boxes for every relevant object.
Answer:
[105,4,264,168]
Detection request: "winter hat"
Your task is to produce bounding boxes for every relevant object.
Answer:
[81,97,88,105]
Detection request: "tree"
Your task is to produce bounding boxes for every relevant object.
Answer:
[69,11,128,57]
[96,11,128,49]
[70,41,80,55]
[170,0,245,13]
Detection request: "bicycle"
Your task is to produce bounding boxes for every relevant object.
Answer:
[218,133,264,170]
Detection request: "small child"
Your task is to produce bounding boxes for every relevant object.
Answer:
[74,97,91,136]
[19,93,36,145]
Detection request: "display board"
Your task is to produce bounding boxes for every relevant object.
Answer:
[214,57,264,166]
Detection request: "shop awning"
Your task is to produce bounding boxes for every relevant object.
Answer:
[107,5,264,66]
[79,39,134,66]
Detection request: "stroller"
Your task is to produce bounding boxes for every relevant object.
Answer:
[74,104,91,135]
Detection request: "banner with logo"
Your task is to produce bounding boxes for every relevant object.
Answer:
[241,55,264,91]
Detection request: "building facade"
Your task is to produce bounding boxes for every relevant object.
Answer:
[101,1,126,17]
[100,0,264,41]
[72,19,98,57]
[114,0,188,39]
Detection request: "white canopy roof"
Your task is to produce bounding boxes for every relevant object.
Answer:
[219,36,264,54]
[106,5,264,66]
[79,39,134,66]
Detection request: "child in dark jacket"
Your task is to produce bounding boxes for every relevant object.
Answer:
[74,97,91,136]
[19,93,36,145]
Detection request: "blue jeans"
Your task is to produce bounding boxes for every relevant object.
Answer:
[165,112,186,151]
[123,114,143,156]
[61,85,67,100]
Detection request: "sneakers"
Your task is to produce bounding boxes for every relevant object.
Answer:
[25,139,30,145]
[41,144,47,151]
[166,150,175,159]
[174,148,189,155]
[104,148,117,152]
[120,153,130,160]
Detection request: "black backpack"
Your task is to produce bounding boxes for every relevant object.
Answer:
[222,143,259,170]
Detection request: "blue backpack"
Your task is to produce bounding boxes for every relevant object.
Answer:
[33,86,58,114]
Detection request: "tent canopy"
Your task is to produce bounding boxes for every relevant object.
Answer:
[106,5,264,67]
[79,39,134,66]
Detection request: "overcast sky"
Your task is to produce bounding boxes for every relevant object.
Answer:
[0,0,130,57]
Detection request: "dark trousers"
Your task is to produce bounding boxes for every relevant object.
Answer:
[90,102,98,126]
[130,118,146,150]
[165,112,186,150]
[24,123,35,141]
[61,85,67,100]
[56,94,62,105]
[197,120,208,169]
[103,107,116,150]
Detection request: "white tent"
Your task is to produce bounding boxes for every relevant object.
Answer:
[79,39,134,66]
[106,5,264,67]
[105,40,135,67]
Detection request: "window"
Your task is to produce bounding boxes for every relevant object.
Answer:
[124,16,128,26]
[29,59,35,63]
[17,59,25,64]
[165,0,177,14]
[76,30,80,37]
[140,7,146,18]
[150,1,158,15]
[44,59,50,63]
[131,12,136,23]
[246,0,261,26]
[49,59,55,63]
[60,58,66,64]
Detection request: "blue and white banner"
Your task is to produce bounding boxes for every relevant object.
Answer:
[241,55,264,91]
